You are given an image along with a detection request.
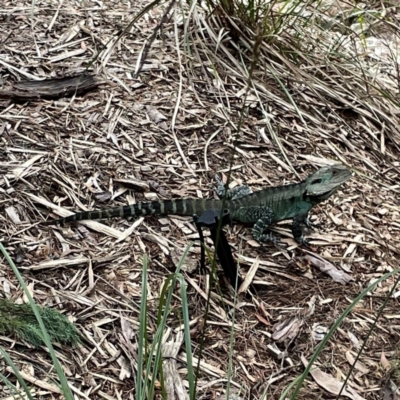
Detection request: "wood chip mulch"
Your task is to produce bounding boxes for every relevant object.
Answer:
[1,1,400,399]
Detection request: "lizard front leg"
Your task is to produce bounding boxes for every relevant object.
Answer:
[292,213,310,245]
[215,175,253,200]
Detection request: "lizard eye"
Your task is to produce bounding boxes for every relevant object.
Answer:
[311,178,322,185]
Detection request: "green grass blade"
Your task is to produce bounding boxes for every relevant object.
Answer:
[136,254,149,400]
[280,268,400,400]
[0,346,33,400]
[0,242,74,400]
[177,274,195,399]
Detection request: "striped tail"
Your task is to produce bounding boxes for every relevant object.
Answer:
[43,198,225,225]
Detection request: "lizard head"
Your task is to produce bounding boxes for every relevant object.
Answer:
[305,164,352,200]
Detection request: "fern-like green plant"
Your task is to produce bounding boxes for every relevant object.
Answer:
[0,298,81,347]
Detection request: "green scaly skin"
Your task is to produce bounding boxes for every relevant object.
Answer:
[43,164,352,244]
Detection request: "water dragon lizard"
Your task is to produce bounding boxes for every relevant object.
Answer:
[43,164,352,245]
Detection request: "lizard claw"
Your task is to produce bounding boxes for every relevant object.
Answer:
[305,219,320,230]
[269,235,281,245]
[296,236,311,247]
[214,174,223,184]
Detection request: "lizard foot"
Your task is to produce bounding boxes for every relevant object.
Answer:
[215,174,253,200]
[295,236,311,247]
[305,218,320,230]
[256,233,281,245]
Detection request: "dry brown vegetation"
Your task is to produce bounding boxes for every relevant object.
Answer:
[1,0,400,399]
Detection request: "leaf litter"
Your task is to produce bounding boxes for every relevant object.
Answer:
[0,0,400,399]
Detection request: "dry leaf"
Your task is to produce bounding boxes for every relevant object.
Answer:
[311,323,328,341]
[272,317,302,342]
[381,352,392,371]
[301,355,366,400]
[345,351,369,374]
[146,105,167,124]
[5,206,22,224]
[304,254,354,284]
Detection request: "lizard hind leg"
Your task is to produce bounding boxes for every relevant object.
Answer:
[250,209,280,244]
[215,175,253,200]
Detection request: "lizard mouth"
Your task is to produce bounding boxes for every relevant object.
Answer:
[309,188,337,198]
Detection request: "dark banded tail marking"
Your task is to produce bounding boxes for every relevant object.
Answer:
[44,197,224,226]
